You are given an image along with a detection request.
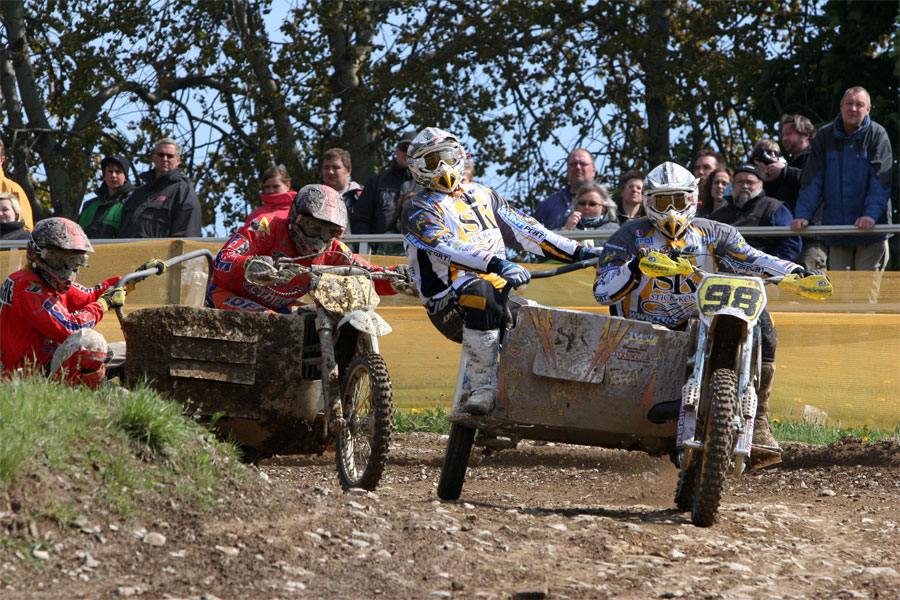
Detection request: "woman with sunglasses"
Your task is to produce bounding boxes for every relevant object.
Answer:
[209,184,409,313]
[559,182,619,247]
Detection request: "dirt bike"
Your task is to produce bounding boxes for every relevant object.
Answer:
[437,252,832,527]
[637,250,832,526]
[122,250,412,491]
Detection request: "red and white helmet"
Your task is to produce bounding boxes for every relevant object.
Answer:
[27,217,94,292]
[407,127,466,194]
[642,162,699,240]
[287,184,348,254]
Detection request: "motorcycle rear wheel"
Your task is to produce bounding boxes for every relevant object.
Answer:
[692,368,738,527]
[437,424,475,501]
[335,352,393,491]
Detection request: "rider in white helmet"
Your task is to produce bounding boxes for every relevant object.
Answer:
[593,161,822,468]
[401,127,603,415]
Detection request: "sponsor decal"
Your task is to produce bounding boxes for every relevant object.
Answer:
[43,298,95,331]
[25,283,43,295]
[636,236,654,246]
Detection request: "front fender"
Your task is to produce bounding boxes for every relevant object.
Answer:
[337,310,392,338]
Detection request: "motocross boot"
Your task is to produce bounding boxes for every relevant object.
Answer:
[458,328,501,415]
[750,362,782,469]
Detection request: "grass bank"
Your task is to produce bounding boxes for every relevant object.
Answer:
[0,376,249,536]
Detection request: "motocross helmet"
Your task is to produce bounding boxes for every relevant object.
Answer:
[642,162,699,240]
[287,184,348,254]
[27,217,94,292]
[407,127,466,194]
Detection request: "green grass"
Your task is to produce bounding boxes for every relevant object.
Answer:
[771,419,899,445]
[0,374,249,525]
[391,407,899,446]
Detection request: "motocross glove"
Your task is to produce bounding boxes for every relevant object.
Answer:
[628,248,652,278]
[575,245,604,261]
[791,267,828,279]
[389,264,416,295]
[97,287,126,311]
[391,263,412,283]
[493,259,531,288]
[138,258,167,275]
[244,255,278,284]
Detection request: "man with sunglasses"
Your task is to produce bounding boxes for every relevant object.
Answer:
[209,184,409,313]
[117,138,202,239]
[401,127,603,415]
[593,162,820,468]
[1,217,161,389]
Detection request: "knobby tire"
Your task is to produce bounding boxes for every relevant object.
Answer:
[335,352,393,491]
[692,368,738,527]
[674,462,698,512]
[437,424,475,501]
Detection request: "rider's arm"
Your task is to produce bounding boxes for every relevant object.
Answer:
[14,280,106,342]
[489,188,582,262]
[592,239,643,305]
[716,223,800,277]
[331,240,398,296]
[212,222,275,292]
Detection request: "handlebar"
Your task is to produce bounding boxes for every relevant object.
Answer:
[114,249,216,324]
[501,256,600,301]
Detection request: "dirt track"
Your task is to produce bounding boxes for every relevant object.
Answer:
[3,434,899,599]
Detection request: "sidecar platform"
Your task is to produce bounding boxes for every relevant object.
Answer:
[449,305,691,455]
[123,305,326,455]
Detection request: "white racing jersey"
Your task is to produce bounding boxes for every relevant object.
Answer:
[593,217,800,328]
[401,183,581,301]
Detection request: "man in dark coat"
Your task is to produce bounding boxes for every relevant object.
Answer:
[78,155,134,239]
[117,138,202,238]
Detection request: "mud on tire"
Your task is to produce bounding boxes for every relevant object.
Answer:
[335,352,393,491]
[692,368,738,527]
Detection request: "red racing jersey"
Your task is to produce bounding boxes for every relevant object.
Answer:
[211,216,396,312]
[0,269,119,372]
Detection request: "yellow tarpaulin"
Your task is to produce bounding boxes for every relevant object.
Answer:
[2,241,898,429]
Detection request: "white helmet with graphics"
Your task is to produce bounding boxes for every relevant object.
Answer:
[642,162,699,240]
[407,127,466,194]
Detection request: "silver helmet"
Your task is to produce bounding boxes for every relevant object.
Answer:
[642,162,699,240]
[407,127,466,194]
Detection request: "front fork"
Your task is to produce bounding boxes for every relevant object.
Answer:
[316,308,345,434]
[676,321,757,477]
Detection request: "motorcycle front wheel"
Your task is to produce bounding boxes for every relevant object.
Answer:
[335,352,393,491]
[692,368,738,527]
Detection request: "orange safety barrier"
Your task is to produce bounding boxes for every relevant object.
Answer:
[2,241,897,429]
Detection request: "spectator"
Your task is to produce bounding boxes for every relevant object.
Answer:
[698,168,731,216]
[560,181,618,247]
[118,138,202,238]
[749,138,786,175]
[246,165,295,225]
[350,131,416,254]
[0,139,32,231]
[767,114,823,270]
[710,164,801,262]
[78,155,134,239]
[0,192,29,240]
[320,148,361,230]
[616,170,645,224]
[792,86,892,283]
[462,157,475,184]
[533,149,597,229]
[693,148,726,179]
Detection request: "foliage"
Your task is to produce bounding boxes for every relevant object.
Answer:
[771,419,900,445]
[0,0,895,239]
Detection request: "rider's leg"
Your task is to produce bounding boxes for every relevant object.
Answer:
[45,328,110,390]
[426,277,508,415]
[751,310,781,468]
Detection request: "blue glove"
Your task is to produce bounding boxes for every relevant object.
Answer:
[576,246,604,261]
[495,259,531,288]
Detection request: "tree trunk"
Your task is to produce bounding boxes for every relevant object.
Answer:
[641,0,672,166]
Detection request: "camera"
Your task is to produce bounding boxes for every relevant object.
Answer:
[753,148,781,166]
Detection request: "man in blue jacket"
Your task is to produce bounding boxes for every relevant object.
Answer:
[790,87,892,280]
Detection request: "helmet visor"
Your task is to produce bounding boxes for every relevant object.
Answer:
[298,216,343,243]
[422,148,461,170]
[42,248,89,270]
[648,192,691,212]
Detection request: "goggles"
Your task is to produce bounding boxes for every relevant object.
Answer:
[420,148,461,171]
[298,216,343,242]
[648,192,691,212]
[577,201,600,208]
[41,248,89,270]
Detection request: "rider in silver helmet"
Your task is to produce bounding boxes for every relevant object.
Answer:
[401,127,603,415]
[593,161,822,468]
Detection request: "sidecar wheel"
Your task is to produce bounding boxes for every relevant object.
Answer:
[335,352,393,491]
[692,368,738,527]
[437,424,475,501]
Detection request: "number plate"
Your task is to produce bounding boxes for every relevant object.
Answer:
[697,276,765,320]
